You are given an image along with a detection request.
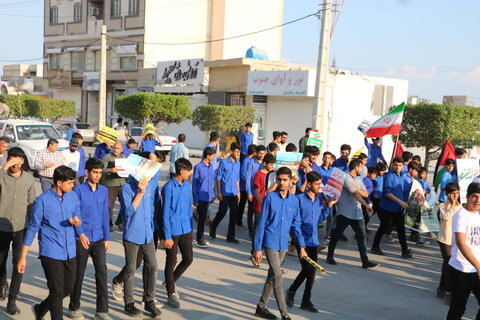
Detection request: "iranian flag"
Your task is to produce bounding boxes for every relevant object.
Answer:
[433,139,456,191]
[365,102,405,138]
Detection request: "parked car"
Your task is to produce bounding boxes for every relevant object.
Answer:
[130,126,177,153]
[56,122,95,146]
[0,119,69,168]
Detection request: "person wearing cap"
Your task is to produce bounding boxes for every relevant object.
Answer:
[364,133,387,168]
[61,137,81,186]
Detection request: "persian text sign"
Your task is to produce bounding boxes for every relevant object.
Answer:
[307,132,323,150]
[274,152,303,176]
[247,70,315,97]
[457,159,480,203]
[322,168,346,200]
[156,58,204,85]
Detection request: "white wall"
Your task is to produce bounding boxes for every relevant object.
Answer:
[52,86,82,115]
[161,94,209,150]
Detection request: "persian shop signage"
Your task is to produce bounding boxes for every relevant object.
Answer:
[156,58,204,85]
[247,70,315,97]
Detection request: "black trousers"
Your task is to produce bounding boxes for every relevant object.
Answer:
[288,246,318,303]
[438,242,452,292]
[196,201,210,242]
[69,239,108,313]
[211,195,238,239]
[0,230,24,300]
[327,215,368,264]
[237,190,249,226]
[372,209,408,253]
[38,256,77,320]
[447,266,480,320]
[164,232,193,296]
[107,186,122,227]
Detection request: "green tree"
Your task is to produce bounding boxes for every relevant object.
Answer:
[1,94,41,117]
[25,98,76,122]
[399,103,480,168]
[115,93,192,128]
[192,104,255,133]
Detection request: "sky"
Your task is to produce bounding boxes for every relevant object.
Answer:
[0,0,479,104]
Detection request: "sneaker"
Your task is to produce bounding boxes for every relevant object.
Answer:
[402,249,414,259]
[370,246,385,256]
[300,301,319,313]
[196,239,210,248]
[68,309,85,319]
[326,256,337,265]
[145,300,162,317]
[32,304,44,320]
[285,289,294,308]
[254,305,277,319]
[162,281,180,299]
[416,238,430,246]
[124,303,141,317]
[6,299,20,315]
[94,312,113,320]
[167,294,181,308]
[384,234,394,243]
[226,238,240,244]
[112,279,124,301]
[362,261,379,269]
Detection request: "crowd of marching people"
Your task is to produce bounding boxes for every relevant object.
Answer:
[0,118,479,320]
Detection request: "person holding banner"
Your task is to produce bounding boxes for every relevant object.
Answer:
[253,166,306,320]
[437,182,461,303]
[446,182,480,320]
[326,159,378,269]
[332,144,351,173]
[138,132,163,154]
[371,157,414,259]
[285,171,336,313]
[94,141,113,161]
[439,159,457,203]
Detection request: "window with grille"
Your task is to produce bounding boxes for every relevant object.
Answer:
[73,3,82,22]
[111,0,121,17]
[50,6,58,24]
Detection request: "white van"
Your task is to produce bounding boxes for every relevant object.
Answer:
[0,119,69,168]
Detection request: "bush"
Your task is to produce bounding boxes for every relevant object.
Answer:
[192,104,255,133]
[24,98,76,121]
[2,94,42,117]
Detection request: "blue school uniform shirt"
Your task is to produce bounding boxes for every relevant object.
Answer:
[120,179,155,245]
[77,146,86,178]
[380,171,408,212]
[417,178,430,194]
[162,177,193,239]
[295,192,330,247]
[364,138,387,167]
[192,161,215,203]
[246,159,262,197]
[73,182,110,242]
[439,171,457,202]
[318,164,333,185]
[296,168,308,194]
[205,143,218,172]
[240,132,254,155]
[373,175,384,199]
[363,176,374,202]
[122,145,135,157]
[65,128,75,141]
[253,190,305,252]
[240,157,253,192]
[332,158,349,172]
[93,142,111,160]
[217,156,240,196]
[140,139,161,153]
[24,189,82,260]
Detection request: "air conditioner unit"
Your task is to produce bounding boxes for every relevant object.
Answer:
[90,8,100,16]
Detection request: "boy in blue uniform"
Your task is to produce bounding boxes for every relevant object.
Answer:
[362,166,377,233]
[285,171,336,313]
[138,133,162,153]
[364,135,387,167]
[332,144,351,172]
[240,122,254,162]
[439,158,457,203]
[210,143,241,243]
[238,144,257,228]
[18,166,82,320]
[253,167,306,320]
[245,145,266,236]
[68,158,111,320]
[162,158,194,309]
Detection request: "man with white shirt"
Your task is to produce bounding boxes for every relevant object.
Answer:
[61,138,81,186]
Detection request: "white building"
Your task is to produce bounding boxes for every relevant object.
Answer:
[43,0,284,129]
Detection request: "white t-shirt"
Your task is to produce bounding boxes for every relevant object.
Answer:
[61,149,80,172]
[449,207,480,273]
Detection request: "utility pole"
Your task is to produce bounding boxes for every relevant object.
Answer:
[99,24,107,128]
[311,0,332,137]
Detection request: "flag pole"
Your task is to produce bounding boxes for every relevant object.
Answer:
[390,135,400,165]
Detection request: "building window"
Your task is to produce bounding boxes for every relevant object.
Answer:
[128,0,139,15]
[93,51,101,71]
[73,3,82,22]
[49,53,62,70]
[70,52,86,72]
[50,6,58,24]
[111,0,121,17]
[119,56,136,70]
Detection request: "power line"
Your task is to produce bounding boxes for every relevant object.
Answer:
[108,11,318,46]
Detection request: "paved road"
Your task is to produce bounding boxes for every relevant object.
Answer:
[3,152,478,319]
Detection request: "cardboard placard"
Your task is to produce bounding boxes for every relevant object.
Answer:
[274,152,303,176]
[322,168,346,200]
[96,126,119,144]
[405,179,439,233]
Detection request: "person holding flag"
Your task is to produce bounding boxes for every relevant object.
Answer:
[365,102,405,139]
[363,134,387,167]
[433,139,457,195]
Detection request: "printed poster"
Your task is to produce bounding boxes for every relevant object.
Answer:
[96,126,119,144]
[115,159,129,178]
[456,159,480,203]
[274,152,303,176]
[357,120,372,133]
[405,179,439,233]
[306,132,323,150]
[322,168,346,200]
[123,154,161,182]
